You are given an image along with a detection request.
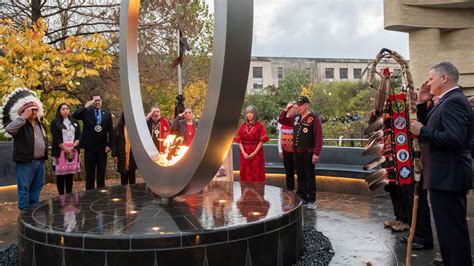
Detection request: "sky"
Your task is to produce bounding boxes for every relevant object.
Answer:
[205,0,409,59]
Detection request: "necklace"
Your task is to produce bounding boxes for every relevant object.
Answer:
[63,119,74,141]
[245,123,254,134]
[152,121,161,138]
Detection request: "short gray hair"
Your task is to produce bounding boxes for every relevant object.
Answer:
[244,105,259,124]
[429,61,459,83]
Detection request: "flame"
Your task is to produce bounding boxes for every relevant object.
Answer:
[153,134,189,167]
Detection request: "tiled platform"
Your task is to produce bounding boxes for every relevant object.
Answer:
[2,175,474,265]
[17,181,303,266]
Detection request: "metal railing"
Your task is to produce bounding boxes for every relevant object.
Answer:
[269,137,368,147]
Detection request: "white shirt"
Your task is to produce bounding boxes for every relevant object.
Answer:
[62,119,75,144]
[437,86,459,101]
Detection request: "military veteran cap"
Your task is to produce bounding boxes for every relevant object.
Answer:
[296,96,310,105]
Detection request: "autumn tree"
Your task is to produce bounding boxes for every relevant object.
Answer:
[1,0,213,123]
[0,18,112,125]
[183,79,208,119]
[0,0,120,45]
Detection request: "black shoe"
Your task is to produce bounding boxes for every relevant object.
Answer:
[400,237,433,250]
[412,242,434,250]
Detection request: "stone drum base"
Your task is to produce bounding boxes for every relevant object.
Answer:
[18,181,303,266]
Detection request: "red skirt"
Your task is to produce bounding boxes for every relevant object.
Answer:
[239,143,265,182]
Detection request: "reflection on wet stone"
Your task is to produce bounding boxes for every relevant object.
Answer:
[18,182,304,265]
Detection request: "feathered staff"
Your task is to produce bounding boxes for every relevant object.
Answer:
[362,48,420,266]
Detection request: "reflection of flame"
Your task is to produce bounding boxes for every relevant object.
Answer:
[154,134,189,167]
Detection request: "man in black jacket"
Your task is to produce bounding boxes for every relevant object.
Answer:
[73,95,113,190]
[470,96,474,160]
[410,61,472,266]
[6,102,48,210]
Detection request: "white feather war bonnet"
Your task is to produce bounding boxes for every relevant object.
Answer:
[0,88,44,138]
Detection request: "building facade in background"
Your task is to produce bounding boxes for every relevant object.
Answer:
[384,0,474,96]
[246,57,401,93]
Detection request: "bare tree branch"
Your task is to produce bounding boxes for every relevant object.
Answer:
[48,29,119,45]
[46,22,117,36]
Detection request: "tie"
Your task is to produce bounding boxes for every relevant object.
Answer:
[96,110,101,124]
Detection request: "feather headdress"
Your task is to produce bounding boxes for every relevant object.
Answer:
[0,88,44,138]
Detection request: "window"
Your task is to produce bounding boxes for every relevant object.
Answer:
[340,68,348,80]
[253,67,263,89]
[277,67,283,86]
[325,68,334,79]
[353,68,362,79]
[393,68,401,77]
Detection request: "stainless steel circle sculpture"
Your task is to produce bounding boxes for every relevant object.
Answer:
[119,0,254,197]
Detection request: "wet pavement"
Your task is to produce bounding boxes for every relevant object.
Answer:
[1,176,474,265]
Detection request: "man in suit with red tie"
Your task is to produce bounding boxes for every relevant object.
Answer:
[410,61,472,266]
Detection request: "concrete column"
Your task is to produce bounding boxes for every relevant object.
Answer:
[384,0,474,95]
[409,28,441,86]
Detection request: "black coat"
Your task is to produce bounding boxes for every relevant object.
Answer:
[10,120,48,162]
[170,117,198,146]
[50,118,81,158]
[111,123,137,174]
[72,107,113,151]
[471,107,474,158]
[418,88,473,191]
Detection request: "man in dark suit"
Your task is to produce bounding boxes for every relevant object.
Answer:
[170,108,198,146]
[73,95,113,190]
[470,96,474,160]
[410,61,472,266]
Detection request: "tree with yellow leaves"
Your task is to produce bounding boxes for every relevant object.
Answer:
[183,79,208,120]
[0,18,112,133]
[0,18,112,94]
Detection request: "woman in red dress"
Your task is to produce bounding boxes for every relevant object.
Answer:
[234,105,269,182]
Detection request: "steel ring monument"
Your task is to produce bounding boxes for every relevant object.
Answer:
[17,1,303,265]
[120,0,253,199]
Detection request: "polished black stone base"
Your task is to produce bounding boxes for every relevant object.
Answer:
[18,181,303,266]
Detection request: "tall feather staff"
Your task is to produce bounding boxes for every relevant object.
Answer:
[362,48,421,266]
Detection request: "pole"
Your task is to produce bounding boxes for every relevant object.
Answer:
[406,182,419,266]
[177,29,183,95]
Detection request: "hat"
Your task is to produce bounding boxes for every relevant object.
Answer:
[296,96,310,105]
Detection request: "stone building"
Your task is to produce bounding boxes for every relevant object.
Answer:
[246,56,401,93]
[384,0,474,96]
